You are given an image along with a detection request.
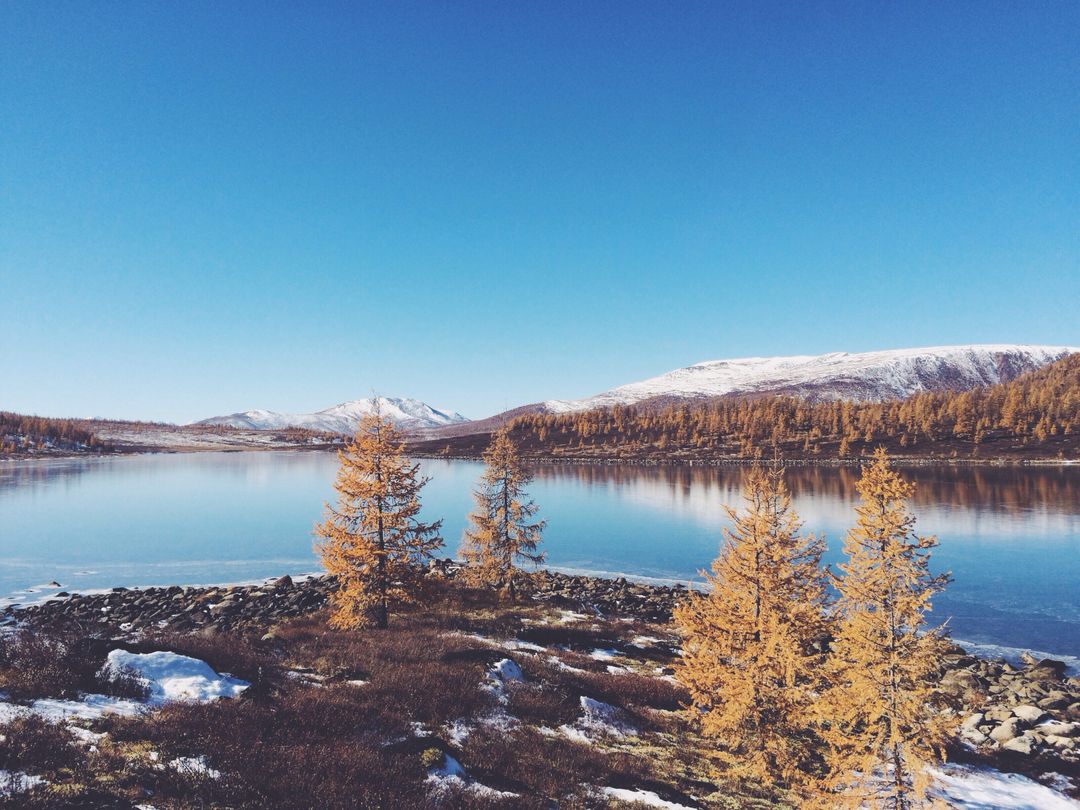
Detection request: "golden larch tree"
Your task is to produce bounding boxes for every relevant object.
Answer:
[818,447,952,808]
[314,410,443,629]
[459,430,545,600]
[673,466,830,795]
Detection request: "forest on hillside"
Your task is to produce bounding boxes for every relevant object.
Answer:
[0,412,111,455]
[416,353,1080,462]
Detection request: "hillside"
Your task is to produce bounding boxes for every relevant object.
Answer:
[411,353,1080,462]
[195,396,468,434]
[0,412,112,457]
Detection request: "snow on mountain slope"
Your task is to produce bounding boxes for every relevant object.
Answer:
[194,397,468,434]
[543,345,1078,412]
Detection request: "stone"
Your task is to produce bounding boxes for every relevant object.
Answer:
[1012,704,1047,724]
[960,728,989,746]
[1038,692,1072,711]
[990,718,1023,743]
[961,713,984,731]
[1028,659,1068,677]
[1001,735,1035,755]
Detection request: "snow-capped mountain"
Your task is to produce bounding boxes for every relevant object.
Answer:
[194,397,468,434]
[542,344,1078,413]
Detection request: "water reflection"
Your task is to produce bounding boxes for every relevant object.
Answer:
[1,454,1078,657]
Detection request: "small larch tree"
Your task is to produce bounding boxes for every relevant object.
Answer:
[673,466,830,796]
[818,448,952,809]
[314,410,443,629]
[459,430,545,600]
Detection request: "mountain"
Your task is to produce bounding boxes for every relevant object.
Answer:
[540,344,1078,412]
[194,397,468,434]
[423,345,1077,440]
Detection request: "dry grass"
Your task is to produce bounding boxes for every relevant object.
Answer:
[0,588,747,809]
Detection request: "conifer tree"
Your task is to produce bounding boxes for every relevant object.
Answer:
[459,431,545,600]
[314,410,443,629]
[673,466,830,794]
[818,448,952,808]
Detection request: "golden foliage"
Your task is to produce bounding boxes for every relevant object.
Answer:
[673,467,830,796]
[459,431,545,599]
[817,448,954,808]
[0,411,108,454]
[314,412,442,629]
[503,353,1080,458]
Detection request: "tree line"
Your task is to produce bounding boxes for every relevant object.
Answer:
[316,409,953,807]
[502,352,1080,459]
[0,411,110,455]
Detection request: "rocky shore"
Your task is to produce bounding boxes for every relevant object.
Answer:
[2,566,682,636]
[5,566,1078,776]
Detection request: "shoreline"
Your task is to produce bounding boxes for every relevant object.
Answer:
[5,565,1078,671]
[5,445,1079,467]
[4,568,1079,780]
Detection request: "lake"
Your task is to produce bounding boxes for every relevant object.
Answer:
[2,452,1078,663]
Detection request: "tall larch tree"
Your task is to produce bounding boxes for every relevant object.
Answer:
[459,430,545,600]
[673,466,830,797]
[818,448,953,809]
[314,410,443,629]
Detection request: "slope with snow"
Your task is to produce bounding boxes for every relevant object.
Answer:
[542,344,1077,413]
[194,396,468,434]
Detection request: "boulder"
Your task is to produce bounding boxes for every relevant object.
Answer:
[990,718,1023,743]
[1012,704,1047,724]
[1001,735,1035,755]
[960,713,984,731]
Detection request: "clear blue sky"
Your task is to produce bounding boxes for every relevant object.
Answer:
[2,2,1077,423]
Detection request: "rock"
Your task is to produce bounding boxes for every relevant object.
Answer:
[272,575,294,589]
[960,728,989,746]
[1028,658,1068,678]
[990,718,1023,743]
[1044,735,1077,751]
[1039,721,1079,737]
[1038,692,1072,711]
[1012,704,1047,724]
[960,713,984,731]
[1001,735,1035,755]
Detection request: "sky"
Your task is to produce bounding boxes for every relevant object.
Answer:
[1,2,1077,423]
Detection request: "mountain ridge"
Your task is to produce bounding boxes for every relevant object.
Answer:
[425,344,1077,440]
[194,396,468,434]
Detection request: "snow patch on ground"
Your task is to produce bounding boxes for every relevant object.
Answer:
[589,648,621,661]
[500,639,547,652]
[426,753,517,800]
[168,756,221,780]
[548,655,588,674]
[444,719,472,745]
[483,658,524,703]
[930,764,1079,809]
[0,769,46,795]
[104,650,249,704]
[599,786,698,809]
[0,694,144,724]
[560,696,637,741]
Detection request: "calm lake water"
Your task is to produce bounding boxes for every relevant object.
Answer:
[2,452,1078,661]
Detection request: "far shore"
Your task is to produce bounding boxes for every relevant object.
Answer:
[4,443,1079,467]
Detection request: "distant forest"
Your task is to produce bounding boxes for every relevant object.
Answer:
[0,412,111,455]
[421,353,1080,462]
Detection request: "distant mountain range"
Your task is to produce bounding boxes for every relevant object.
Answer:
[194,345,1077,437]
[543,344,1078,410]
[193,397,468,434]
[425,344,1078,439]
